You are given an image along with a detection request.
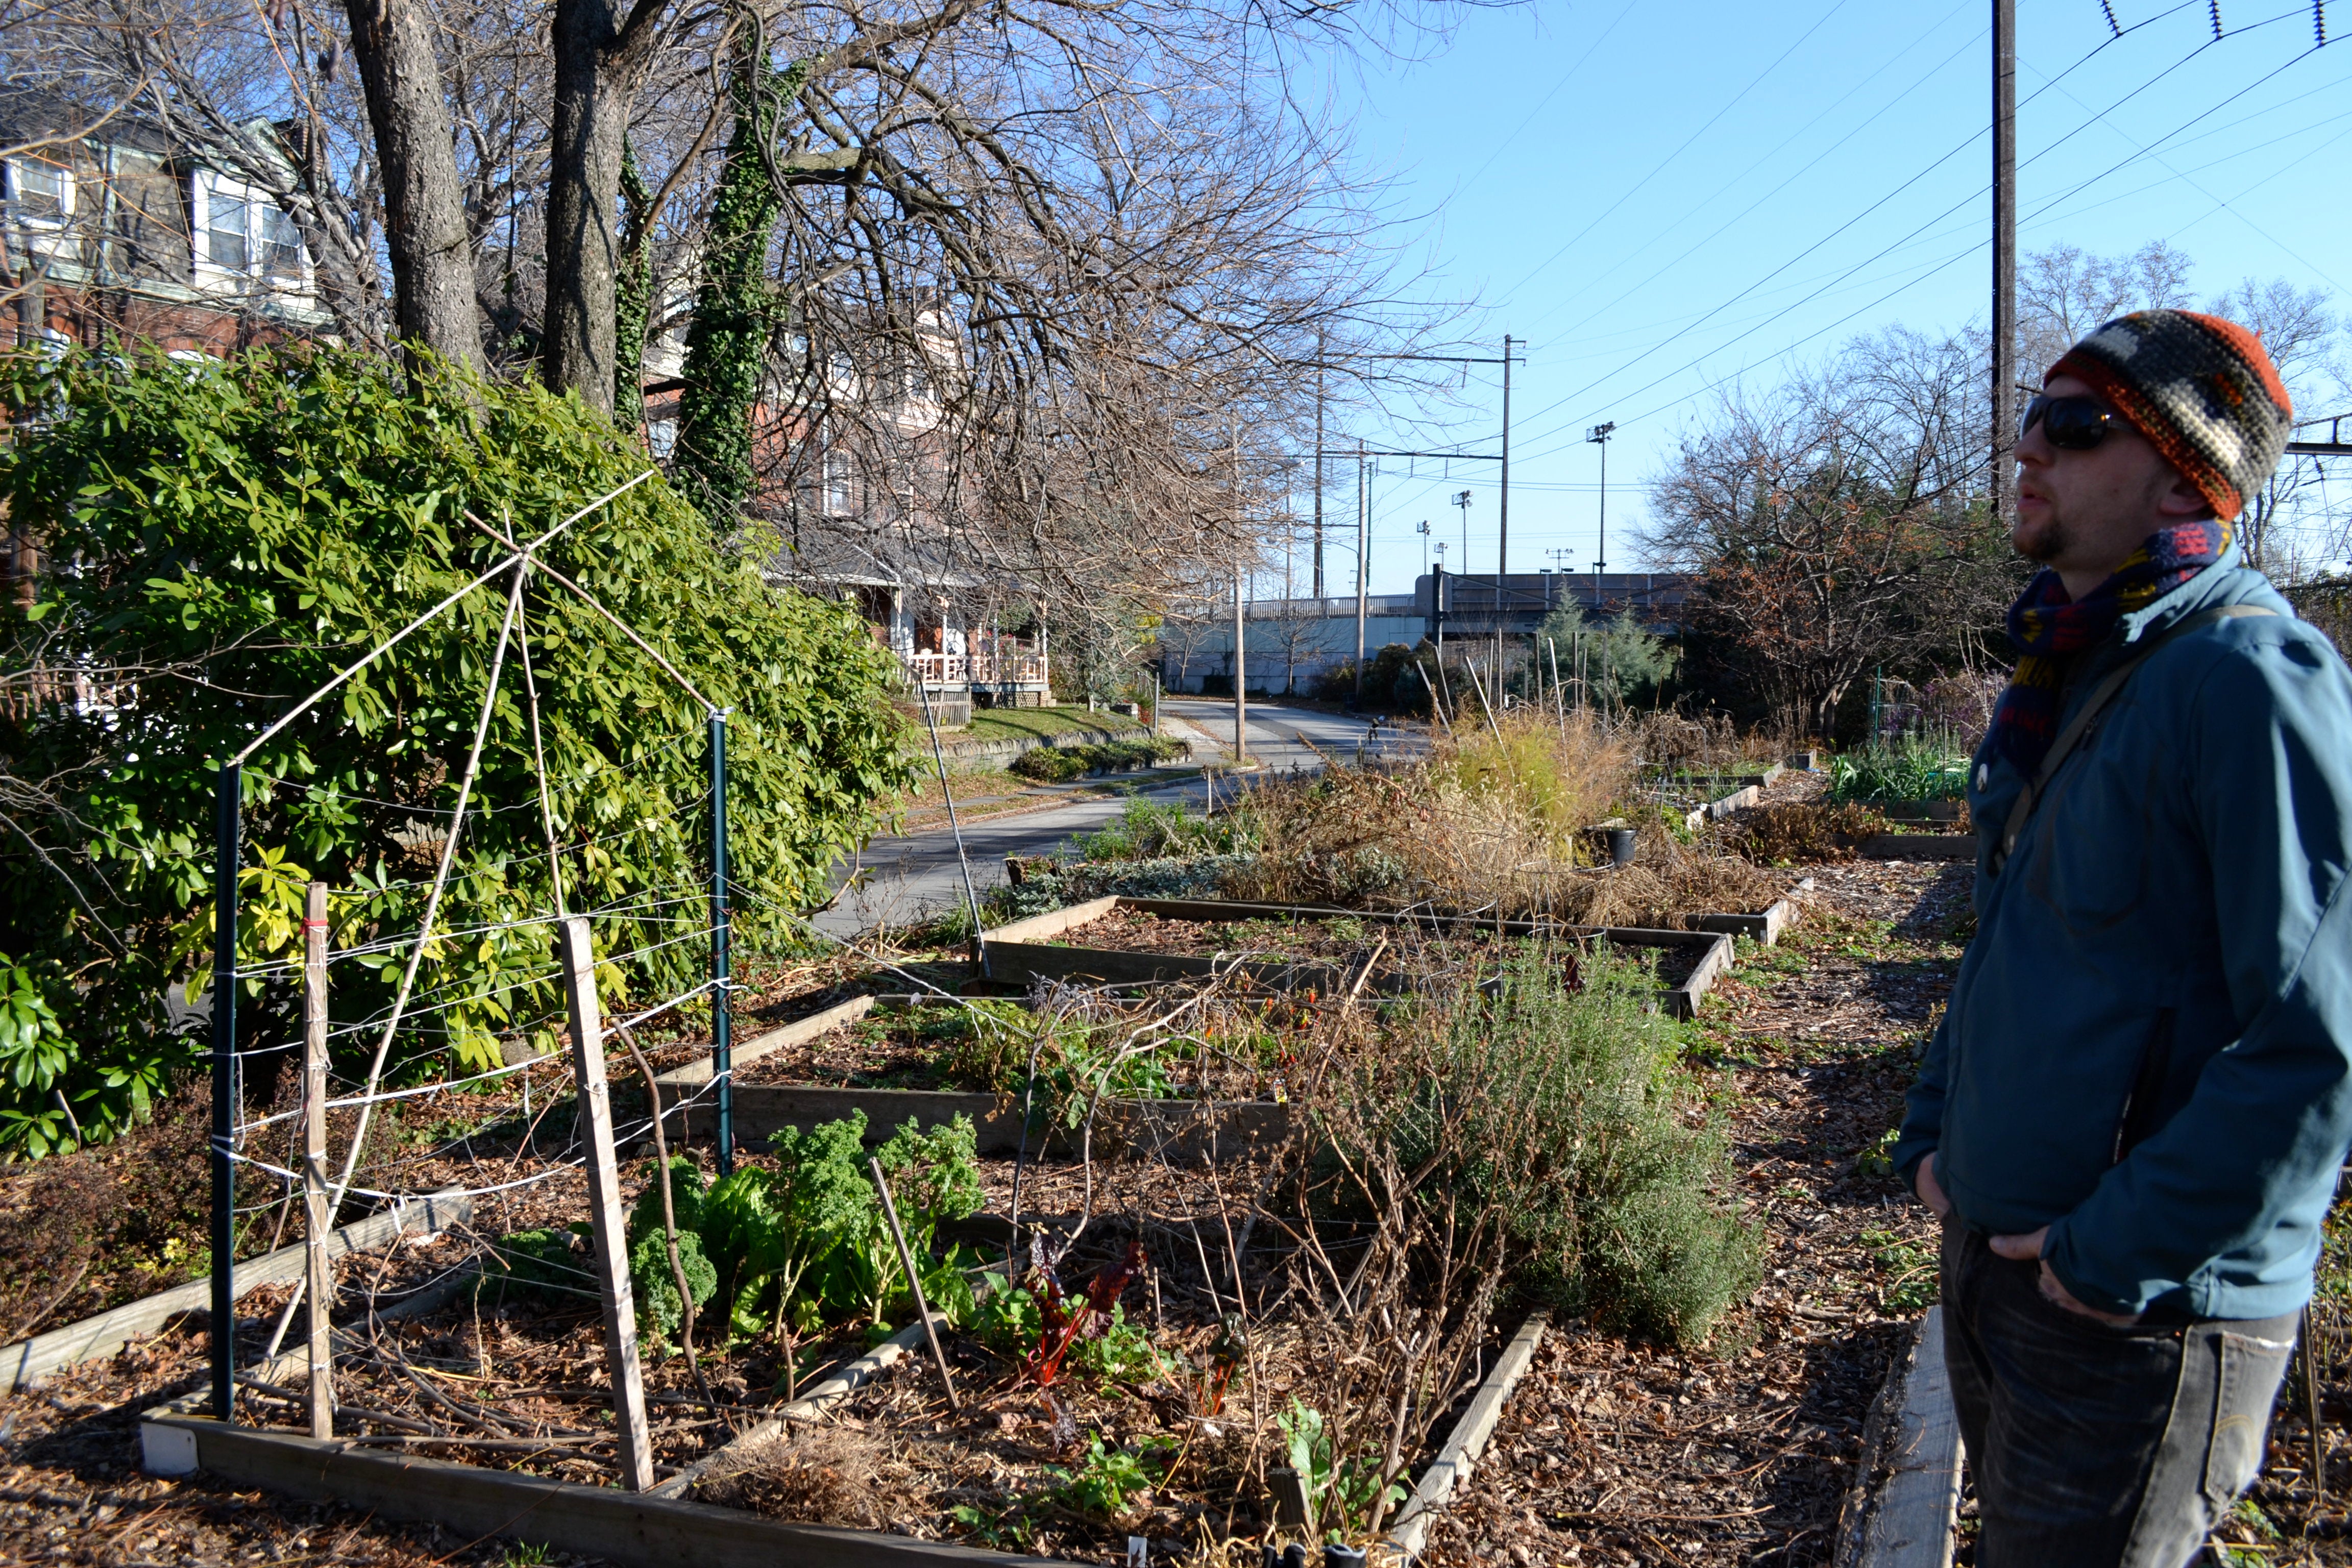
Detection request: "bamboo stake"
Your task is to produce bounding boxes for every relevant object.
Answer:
[556,916,655,1490]
[1414,663,1454,738]
[301,881,333,1440]
[869,1158,960,1411]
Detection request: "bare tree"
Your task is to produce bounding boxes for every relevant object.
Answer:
[1647,327,2021,739]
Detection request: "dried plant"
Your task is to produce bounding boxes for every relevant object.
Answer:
[1222,709,1783,924]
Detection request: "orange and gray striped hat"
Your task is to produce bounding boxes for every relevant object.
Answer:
[2048,309,2294,521]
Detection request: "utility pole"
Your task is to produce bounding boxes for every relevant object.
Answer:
[1312,334,1326,599]
[1418,519,1432,576]
[1497,334,1514,686]
[1432,545,1447,659]
[1233,425,1247,764]
[1587,422,1616,617]
[1354,453,1369,706]
[1993,0,2019,534]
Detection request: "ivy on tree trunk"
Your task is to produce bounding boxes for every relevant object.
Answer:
[676,51,804,534]
[615,143,654,429]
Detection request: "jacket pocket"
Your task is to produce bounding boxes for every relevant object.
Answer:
[2113,1008,2176,1164]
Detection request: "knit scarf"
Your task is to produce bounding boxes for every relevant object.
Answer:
[1989,517,2232,775]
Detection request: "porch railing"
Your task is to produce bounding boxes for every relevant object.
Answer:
[903,650,1048,685]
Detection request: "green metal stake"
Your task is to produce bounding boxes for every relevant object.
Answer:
[211,763,241,1422]
[709,711,732,1177]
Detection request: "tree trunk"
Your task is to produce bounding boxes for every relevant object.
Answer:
[543,0,646,419]
[342,0,482,373]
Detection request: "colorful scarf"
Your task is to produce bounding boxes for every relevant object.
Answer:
[1989,517,2232,775]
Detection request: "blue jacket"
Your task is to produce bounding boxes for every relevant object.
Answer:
[1894,547,2352,1320]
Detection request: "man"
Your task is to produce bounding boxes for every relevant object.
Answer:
[1893,309,2352,1566]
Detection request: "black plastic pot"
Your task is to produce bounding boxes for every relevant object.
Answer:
[1609,826,1637,868]
[1324,1547,1369,1568]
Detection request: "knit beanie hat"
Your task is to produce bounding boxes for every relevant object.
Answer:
[2047,309,2294,520]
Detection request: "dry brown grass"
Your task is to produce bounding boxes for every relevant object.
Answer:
[698,1426,885,1526]
[1224,709,1786,924]
[1722,800,1891,866]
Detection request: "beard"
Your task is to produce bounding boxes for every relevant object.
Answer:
[2011,506,2068,565]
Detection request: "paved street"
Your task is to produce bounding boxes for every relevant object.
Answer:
[812,700,1417,937]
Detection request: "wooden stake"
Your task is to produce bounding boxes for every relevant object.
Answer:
[556,916,655,1491]
[868,1158,960,1411]
[302,882,333,1440]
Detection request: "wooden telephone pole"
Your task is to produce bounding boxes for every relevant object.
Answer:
[1993,0,2018,530]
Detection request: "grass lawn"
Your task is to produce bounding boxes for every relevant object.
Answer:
[960,705,1145,743]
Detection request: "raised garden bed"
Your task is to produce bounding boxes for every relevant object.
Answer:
[978,895,1736,1019]
[137,1292,1546,1566]
[652,991,1294,1160]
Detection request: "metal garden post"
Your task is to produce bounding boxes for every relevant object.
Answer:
[210,762,240,1422]
[708,710,733,1177]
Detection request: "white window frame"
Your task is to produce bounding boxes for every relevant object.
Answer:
[191,167,311,291]
[7,155,75,230]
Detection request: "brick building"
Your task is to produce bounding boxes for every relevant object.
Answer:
[1,87,331,357]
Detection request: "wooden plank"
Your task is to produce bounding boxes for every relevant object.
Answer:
[1860,834,1976,863]
[657,994,876,1089]
[135,1411,1062,1567]
[1857,1307,1963,1568]
[982,895,1119,945]
[1662,932,1735,1020]
[2,1189,472,1392]
[983,938,1356,996]
[301,882,333,1440]
[556,916,654,1493]
[687,1084,1291,1162]
[1690,877,1814,947]
[1386,1310,1550,1561]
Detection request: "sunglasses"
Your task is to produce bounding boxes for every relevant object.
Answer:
[2020,394,2124,450]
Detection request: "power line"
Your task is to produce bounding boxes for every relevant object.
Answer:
[1515,0,1983,344]
[1501,0,2215,455]
[1495,0,1863,303]
[1508,8,2321,464]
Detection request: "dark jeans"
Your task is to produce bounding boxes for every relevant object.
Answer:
[1940,1217,2297,1567]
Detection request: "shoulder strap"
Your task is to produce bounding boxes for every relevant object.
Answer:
[1992,604,2276,876]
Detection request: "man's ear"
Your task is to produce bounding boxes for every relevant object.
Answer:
[2155,468,2213,520]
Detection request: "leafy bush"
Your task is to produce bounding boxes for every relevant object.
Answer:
[0,345,910,1156]
[918,1000,1177,1122]
[1313,641,1436,713]
[0,953,75,1158]
[1007,736,1184,782]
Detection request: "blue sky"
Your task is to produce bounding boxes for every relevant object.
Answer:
[1277,0,2352,598]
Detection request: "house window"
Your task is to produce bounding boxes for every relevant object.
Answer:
[823,449,853,514]
[8,157,72,226]
[194,170,309,286]
[260,205,302,278]
[206,187,249,271]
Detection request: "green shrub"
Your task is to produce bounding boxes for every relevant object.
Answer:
[0,345,910,1156]
[1008,737,1184,783]
[1365,946,1759,1343]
